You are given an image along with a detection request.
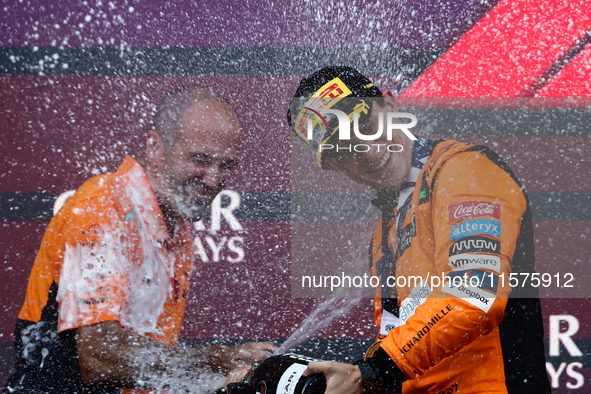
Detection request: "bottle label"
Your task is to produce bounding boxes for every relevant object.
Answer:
[277,363,308,394]
[285,353,319,363]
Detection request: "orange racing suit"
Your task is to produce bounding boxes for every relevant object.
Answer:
[4,157,195,394]
[364,139,550,394]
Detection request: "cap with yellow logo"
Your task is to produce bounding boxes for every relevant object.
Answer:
[287,66,382,168]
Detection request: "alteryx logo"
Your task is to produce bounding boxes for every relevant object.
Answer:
[450,219,501,241]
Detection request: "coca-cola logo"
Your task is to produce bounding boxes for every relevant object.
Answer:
[448,201,500,223]
[454,203,495,218]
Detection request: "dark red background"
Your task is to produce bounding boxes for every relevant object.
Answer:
[2,0,591,391]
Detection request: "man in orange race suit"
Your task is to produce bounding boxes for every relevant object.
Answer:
[4,86,276,394]
[287,67,551,394]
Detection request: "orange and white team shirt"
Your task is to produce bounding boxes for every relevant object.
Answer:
[8,156,195,393]
[20,156,195,342]
[367,139,551,394]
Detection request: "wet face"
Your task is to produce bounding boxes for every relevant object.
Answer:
[152,100,242,222]
[321,100,413,190]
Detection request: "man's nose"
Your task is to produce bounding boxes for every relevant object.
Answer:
[201,165,223,189]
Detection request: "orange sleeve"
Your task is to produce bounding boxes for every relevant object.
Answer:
[56,196,130,332]
[381,151,526,378]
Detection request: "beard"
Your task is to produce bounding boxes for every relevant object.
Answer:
[164,177,222,223]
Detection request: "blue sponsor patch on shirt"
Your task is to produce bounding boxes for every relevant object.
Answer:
[450,218,501,241]
[124,206,138,222]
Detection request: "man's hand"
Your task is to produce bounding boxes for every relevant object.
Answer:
[76,321,276,388]
[231,342,277,365]
[303,361,363,394]
[210,342,277,372]
[223,365,252,388]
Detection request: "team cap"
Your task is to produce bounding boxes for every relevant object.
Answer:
[287,66,382,168]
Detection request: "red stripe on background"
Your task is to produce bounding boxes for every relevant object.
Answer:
[536,43,591,97]
[400,0,591,97]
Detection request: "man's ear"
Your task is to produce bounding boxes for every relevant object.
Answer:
[381,90,399,111]
[146,130,166,167]
[382,89,395,98]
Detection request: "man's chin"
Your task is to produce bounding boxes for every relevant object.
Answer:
[177,204,208,223]
[164,191,212,222]
[177,201,211,222]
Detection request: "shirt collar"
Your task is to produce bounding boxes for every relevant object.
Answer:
[371,137,432,212]
[116,156,191,248]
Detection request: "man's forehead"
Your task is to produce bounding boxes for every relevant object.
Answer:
[177,100,240,136]
[175,135,240,154]
[182,99,239,125]
[186,148,237,158]
[173,127,241,158]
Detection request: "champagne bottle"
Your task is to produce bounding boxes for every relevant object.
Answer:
[248,353,326,394]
